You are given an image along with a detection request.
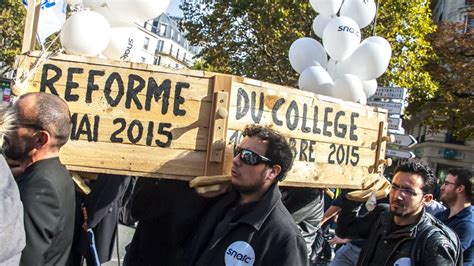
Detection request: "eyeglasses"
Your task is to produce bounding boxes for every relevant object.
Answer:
[443,180,458,187]
[391,183,423,197]
[234,147,272,166]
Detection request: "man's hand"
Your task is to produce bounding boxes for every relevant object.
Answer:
[328,235,351,245]
[194,184,231,198]
[346,175,391,202]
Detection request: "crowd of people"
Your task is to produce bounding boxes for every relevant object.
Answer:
[0,92,473,266]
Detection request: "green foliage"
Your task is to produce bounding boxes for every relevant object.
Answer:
[180,1,314,86]
[180,0,437,96]
[418,22,474,140]
[0,0,26,74]
[375,0,437,103]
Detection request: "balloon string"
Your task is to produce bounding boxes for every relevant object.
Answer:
[14,33,62,93]
[372,0,379,36]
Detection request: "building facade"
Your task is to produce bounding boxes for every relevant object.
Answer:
[137,13,200,69]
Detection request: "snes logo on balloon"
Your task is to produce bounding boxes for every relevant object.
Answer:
[337,25,360,38]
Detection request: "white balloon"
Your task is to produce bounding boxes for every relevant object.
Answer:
[312,14,331,38]
[338,41,391,80]
[84,0,171,26]
[340,0,377,28]
[60,11,111,56]
[332,74,364,103]
[298,66,334,96]
[322,16,361,61]
[361,36,392,57]
[326,58,340,79]
[67,0,83,5]
[289,37,328,73]
[309,0,343,16]
[362,79,377,98]
[102,27,144,61]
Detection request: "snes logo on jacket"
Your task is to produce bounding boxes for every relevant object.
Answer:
[225,241,255,266]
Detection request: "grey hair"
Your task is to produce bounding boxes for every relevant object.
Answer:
[0,105,17,147]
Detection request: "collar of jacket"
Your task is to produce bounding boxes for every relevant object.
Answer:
[381,207,429,240]
[223,182,281,231]
[17,157,61,183]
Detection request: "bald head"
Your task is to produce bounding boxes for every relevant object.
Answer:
[16,92,72,148]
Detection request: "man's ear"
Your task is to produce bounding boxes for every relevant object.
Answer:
[265,164,282,182]
[34,130,51,148]
[457,184,466,194]
[423,193,433,204]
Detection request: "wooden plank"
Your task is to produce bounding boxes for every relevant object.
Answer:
[21,0,41,53]
[15,54,388,188]
[205,75,233,176]
[60,140,206,177]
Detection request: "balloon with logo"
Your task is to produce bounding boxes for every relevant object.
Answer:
[309,0,343,16]
[84,0,171,26]
[340,0,377,28]
[312,14,331,38]
[332,74,366,103]
[338,38,392,80]
[60,11,111,56]
[102,27,144,61]
[289,37,328,73]
[298,66,334,96]
[322,16,361,61]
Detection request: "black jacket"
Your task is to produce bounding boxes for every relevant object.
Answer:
[124,178,212,266]
[337,198,458,265]
[79,174,131,263]
[188,183,309,266]
[17,157,75,266]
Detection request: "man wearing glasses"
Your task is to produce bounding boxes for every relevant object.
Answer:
[1,92,75,266]
[436,168,473,265]
[336,161,461,265]
[187,124,309,265]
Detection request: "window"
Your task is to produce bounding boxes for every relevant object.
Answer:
[183,52,187,62]
[141,57,146,63]
[159,23,167,36]
[169,44,173,55]
[176,48,180,59]
[154,56,161,65]
[177,34,181,43]
[143,37,150,50]
[156,40,164,53]
[152,20,159,33]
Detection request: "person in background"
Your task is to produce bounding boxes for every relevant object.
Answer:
[336,161,461,265]
[436,168,474,265]
[2,92,75,265]
[79,174,132,265]
[281,187,324,257]
[123,177,212,266]
[0,154,25,265]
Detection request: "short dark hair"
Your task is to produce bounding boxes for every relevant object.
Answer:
[395,160,437,195]
[448,168,473,198]
[18,92,72,148]
[242,125,293,181]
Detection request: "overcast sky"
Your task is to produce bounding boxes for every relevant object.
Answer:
[165,0,183,17]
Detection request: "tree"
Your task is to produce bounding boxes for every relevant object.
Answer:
[416,22,473,140]
[180,0,437,97]
[0,0,26,75]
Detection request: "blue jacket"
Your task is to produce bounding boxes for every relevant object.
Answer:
[436,206,474,265]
